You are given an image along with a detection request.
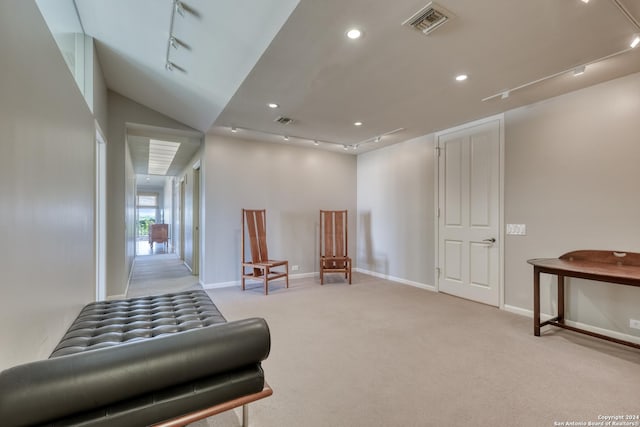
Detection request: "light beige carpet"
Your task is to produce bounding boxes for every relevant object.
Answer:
[127,254,200,298]
[203,276,640,427]
[127,258,640,427]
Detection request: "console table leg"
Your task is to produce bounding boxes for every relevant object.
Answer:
[557,275,564,323]
[533,267,541,336]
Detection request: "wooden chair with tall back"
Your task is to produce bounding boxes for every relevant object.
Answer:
[241,209,289,295]
[319,210,352,285]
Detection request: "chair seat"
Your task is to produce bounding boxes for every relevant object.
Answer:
[321,256,351,269]
[248,260,288,268]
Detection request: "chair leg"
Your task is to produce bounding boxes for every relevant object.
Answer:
[285,262,289,288]
[264,267,269,296]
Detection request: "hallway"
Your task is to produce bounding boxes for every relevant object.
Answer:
[127,254,201,298]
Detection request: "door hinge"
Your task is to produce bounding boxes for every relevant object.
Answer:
[436,207,440,218]
[436,267,441,278]
[435,146,441,157]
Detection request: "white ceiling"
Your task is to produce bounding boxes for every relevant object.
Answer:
[74,0,640,158]
[126,124,202,177]
[74,0,300,133]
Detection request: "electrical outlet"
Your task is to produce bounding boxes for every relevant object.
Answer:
[291,265,299,271]
[630,319,640,330]
[506,224,526,235]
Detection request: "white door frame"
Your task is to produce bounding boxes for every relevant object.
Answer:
[179,176,186,262]
[192,160,200,276]
[434,113,505,309]
[95,122,107,301]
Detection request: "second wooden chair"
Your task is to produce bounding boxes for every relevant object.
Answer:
[319,210,352,285]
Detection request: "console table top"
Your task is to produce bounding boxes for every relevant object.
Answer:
[527,250,640,285]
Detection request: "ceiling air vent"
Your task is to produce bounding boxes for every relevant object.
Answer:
[274,116,295,125]
[403,2,454,35]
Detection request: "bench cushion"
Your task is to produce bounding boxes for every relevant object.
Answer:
[51,290,226,357]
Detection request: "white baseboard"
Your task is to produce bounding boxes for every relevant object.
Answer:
[202,271,317,290]
[354,268,436,292]
[291,271,316,280]
[503,305,640,345]
[203,281,237,290]
[503,304,533,318]
[106,293,127,301]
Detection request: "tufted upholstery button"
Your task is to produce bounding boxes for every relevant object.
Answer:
[50,290,226,358]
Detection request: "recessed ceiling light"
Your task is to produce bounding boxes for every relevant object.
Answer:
[455,74,468,81]
[573,65,586,76]
[313,140,319,146]
[581,0,589,3]
[354,121,363,126]
[343,145,349,150]
[231,127,237,133]
[283,135,289,141]
[268,103,279,109]
[346,28,362,39]
[631,35,640,49]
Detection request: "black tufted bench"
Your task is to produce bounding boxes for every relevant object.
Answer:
[51,290,227,357]
[0,290,272,427]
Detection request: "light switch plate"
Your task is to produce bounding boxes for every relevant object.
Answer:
[506,224,526,235]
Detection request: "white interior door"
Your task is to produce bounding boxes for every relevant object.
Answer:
[437,118,501,306]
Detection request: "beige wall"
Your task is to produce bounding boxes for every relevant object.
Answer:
[106,92,198,297]
[0,1,97,369]
[355,72,640,340]
[356,135,436,287]
[504,72,640,337]
[202,135,357,285]
[92,45,108,136]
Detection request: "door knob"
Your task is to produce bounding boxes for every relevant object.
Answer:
[482,238,496,244]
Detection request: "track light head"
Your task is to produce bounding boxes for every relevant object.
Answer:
[175,0,185,17]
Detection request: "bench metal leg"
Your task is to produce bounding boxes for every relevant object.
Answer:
[242,404,249,427]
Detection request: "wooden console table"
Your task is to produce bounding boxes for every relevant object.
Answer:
[527,250,640,350]
[149,223,169,250]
